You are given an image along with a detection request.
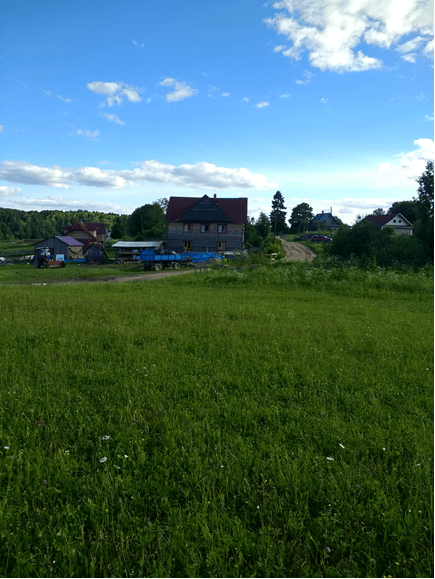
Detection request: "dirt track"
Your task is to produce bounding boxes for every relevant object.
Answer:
[47,241,315,285]
[280,238,317,261]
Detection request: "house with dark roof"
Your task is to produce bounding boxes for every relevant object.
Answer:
[365,213,413,235]
[309,212,341,232]
[165,194,248,253]
[61,221,103,253]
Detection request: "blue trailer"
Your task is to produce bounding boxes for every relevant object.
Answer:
[140,249,192,271]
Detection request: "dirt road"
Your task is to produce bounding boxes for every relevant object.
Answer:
[280,238,317,261]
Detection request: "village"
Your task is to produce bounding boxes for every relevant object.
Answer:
[0,192,418,270]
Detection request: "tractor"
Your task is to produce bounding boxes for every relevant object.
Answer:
[33,248,65,269]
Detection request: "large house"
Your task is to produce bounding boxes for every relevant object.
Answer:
[365,213,413,235]
[165,194,248,253]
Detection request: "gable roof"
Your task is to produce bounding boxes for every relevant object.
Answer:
[365,213,413,228]
[56,236,84,246]
[311,212,340,226]
[166,195,248,224]
[63,221,105,237]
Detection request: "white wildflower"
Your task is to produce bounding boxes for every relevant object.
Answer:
[102,435,110,441]
[339,443,345,449]
[100,457,107,463]
[4,446,9,450]
[326,457,334,461]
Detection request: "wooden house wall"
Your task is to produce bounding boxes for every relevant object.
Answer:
[34,238,83,259]
[167,223,244,252]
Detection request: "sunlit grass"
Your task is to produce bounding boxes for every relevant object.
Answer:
[0,264,433,577]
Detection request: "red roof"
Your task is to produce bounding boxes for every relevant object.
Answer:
[166,195,248,223]
[63,221,106,236]
[365,213,412,228]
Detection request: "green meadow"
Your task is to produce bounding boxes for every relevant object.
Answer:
[0,262,433,578]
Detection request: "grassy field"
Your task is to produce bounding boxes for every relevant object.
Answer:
[0,262,433,577]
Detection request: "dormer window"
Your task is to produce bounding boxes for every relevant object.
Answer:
[201,224,209,233]
[218,224,227,234]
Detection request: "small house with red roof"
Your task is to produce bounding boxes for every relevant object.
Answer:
[165,194,248,253]
[365,213,413,235]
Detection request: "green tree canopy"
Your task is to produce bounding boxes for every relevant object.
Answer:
[128,203,167,239]
[289,203,313,233]
[255,212,271,239]
[415,161,434,220]
[270,191,287,236]
[111,216,126,239]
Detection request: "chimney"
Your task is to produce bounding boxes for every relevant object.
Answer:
[213,193,217,203]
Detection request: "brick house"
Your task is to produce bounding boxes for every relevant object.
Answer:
[364,213,413,235]
[165,194,248,253]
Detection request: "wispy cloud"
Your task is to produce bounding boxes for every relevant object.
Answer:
[296,71,313,85]
[280,93,291,98]
[241,97,250,102]
[221,92,230,97]
[73,129,100,140]
[0,185,21,196]
[0,125,3,132]
[56,94,73,103]
[101,113,126,125]
[0,160,277,191]
[87,81,143,106]
[255,101,270,108]
[265,0,434,73]
[159,78,198,102]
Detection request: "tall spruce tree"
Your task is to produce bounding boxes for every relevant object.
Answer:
[270,191,287,237]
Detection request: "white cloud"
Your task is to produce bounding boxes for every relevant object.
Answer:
[87,81,143,106]
[102,113,126,125]
[425,114,434,121]
[159,78,198,102]
[0,185,21,196]
[221,92,230,97]
[0,125,3,132]
[241,97,250,102]
[56,94,73,103]
[3,194,132,213]
[280,93,291,98]
[296,70,313,84]
[0,160,277,191]
[401,53,417,63]
[265,0,434,72]
[423,38,434,57]
[255,101,270,108]
[375,138,434,188]
[320,97,328,103]
[74,129,100,140]
[396,35,424,53]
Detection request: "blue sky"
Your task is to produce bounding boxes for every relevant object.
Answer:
[0,0,433,224]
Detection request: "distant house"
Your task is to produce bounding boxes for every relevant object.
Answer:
[310,212,340,232]
[34,236,84,260]
[62,221,104,253]
[111,241,164,262]
[365,213,413,235]
[165,194,248,253]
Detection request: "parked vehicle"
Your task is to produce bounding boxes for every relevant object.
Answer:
[33,247,66,269]
[310,235,332,243]
[141,249,192,271]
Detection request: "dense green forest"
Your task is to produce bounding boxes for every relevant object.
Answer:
[0,208,129,240]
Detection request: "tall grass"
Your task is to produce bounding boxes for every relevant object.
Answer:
[0,263,433,577]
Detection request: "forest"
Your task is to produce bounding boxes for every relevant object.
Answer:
[0,208,127,241]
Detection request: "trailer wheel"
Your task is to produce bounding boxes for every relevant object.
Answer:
[154,263,162,271]
[173,262,180,270]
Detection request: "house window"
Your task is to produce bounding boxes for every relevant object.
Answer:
[217,241,226,251]
[393,220,396,223]
[217,224,227,233]
[183,240,192,251]
[398,219,402,223]
[183,223,192,232]
[201,224,209,233]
